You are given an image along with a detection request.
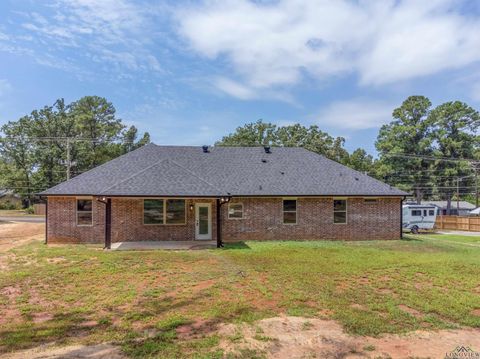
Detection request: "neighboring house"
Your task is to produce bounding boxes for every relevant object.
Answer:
[40,144,408,247]
[0,189,21,209]
[421,200,476,216]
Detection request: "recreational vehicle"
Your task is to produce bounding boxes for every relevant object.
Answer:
[402,204,437,233]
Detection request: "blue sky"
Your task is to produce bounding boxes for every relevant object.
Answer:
[0,0,480,155]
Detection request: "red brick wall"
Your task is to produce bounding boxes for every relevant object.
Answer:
[221,197,401,241]
[47,196,105,244]
[47,196,401,243]
[110,198,217,242]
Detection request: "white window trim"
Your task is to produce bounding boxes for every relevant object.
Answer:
[228,203,244,219]
[76,197,93,227]
[282,198,297,225]
[333,198,347,225]
[142,198,187,226]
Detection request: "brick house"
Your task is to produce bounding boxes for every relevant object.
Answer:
[40,144,407,247]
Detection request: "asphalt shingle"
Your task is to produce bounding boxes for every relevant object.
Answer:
[40,144,408,197]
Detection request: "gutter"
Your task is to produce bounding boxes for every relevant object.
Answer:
[39,193,407,198]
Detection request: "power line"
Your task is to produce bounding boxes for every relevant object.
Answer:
[0,136,140,143]
[381,152,479,163]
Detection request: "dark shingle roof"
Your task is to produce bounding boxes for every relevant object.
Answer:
[40,144,407,197]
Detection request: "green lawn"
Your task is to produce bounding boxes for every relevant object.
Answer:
[0,234,479,358]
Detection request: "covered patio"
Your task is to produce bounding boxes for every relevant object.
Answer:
[110,240,217,251]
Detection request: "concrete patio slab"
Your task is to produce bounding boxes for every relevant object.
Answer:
[110,240,216,251]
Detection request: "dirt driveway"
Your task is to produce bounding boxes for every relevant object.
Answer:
[0,221,45,252]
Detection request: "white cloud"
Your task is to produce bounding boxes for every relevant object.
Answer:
[176,0,480,96]
[4,0,163,75]
[215,77,256,100]
[319,99,393,130]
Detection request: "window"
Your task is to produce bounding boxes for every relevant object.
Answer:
[429,210,435,216]
[228,203,244,219]
[333,199,347,224]
[143,199,186,225]
[144,199,164,224]
[283,199,297,224]
[166,199,186,224]
[77,199,92,226]
[411,210,422,216]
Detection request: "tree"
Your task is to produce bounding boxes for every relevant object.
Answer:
[0,115,37,202]
[216,120,278,146]
[70,96,124,171]
[121,125,151,154]
[217,120,351,164]
[429,101,480,213]
[0,96,150,202]
[348,148,374,174]
[376,96,434,203]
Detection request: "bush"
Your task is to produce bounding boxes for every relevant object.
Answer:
[0,202,19,210]
[25,206,35,214]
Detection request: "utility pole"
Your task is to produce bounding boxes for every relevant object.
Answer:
[475,163,479,208]
[456,177,460,214]
[66,138,71,181]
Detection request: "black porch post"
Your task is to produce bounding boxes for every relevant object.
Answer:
[45,197,48,244]
[105,198,112,249]
[400,197,404,239]
[216,198,223,248]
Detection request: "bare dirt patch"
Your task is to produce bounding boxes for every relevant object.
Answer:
[0,222,45,252]
[0,343,125,359]
[472,309,480,317]
[218,316,480,359]
[32,312,54,324]
[0,285,23,325]
[176,318,219,340]
[398,304,423,318]
[377,288,398,297]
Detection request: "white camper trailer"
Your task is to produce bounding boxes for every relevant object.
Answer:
[402,204,437,233]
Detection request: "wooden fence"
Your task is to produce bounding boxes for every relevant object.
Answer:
[33,203,46,216]
[435,216,480,232]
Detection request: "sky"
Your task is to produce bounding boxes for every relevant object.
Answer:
[0,0,480,155]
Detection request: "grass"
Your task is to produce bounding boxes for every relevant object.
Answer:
[0,233,479,357]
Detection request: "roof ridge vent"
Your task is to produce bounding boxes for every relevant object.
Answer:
[202,145,209,153]
[263,145,271,154]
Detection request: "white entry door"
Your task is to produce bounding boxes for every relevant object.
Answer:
[195,203,212,240]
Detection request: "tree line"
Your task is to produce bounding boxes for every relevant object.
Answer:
[0,96,149,204]
[217,96,480,209]
[1,95,479,211]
